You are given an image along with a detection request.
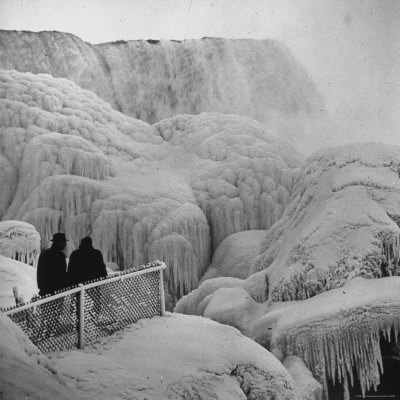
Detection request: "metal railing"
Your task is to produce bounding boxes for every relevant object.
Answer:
[1,261,166,353]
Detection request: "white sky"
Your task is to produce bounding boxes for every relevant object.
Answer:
[0,0,399,143]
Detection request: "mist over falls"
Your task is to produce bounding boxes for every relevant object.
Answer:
[0,30,322,125]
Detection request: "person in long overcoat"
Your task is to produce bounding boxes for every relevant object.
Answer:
[68,237,107,316]
[37,233,68,296]
[67,236,107,285]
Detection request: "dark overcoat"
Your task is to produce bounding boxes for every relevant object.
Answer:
[37,246,68,296]
[67,244,107,286]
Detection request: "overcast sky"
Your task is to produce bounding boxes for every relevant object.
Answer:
[0,0,399,144]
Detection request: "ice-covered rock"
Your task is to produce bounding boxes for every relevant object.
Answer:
[254,277,400,398]
[0,312,76,400]
[54,313,296,400]
[0,69,300,299]
[251,143,400,301]
[0,220,40,266]
[0,31,322,125]
[0,254,37,307]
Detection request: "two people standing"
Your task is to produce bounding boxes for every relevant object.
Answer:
[37,233,107,297]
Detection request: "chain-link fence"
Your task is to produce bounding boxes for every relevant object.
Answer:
[1,261,166,353]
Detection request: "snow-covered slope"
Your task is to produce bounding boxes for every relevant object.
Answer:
[0,30,322,125]
[1,312,297,400]
[0,312,76,400]
[0,69,301,299]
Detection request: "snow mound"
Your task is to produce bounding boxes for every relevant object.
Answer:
[54,313,296,400]
[0,220,40,266]
[0,69,301,300]
[251,142,400,301]
[201,230,265,281]
[0,254,37,307]
[0,312,76,400]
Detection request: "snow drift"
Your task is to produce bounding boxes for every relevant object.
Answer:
[55,313,296,400]
[0,69,301,299]
[0,30,322,125]
[0,312,76,400]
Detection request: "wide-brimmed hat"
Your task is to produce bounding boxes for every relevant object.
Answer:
[50,233,68,243]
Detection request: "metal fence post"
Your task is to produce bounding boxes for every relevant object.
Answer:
[78,284,85,349]
[159,269,166,316]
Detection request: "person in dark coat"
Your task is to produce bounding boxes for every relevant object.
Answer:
[37,233,68,296]
[67,236,107,285]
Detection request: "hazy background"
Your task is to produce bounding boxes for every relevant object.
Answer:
[1,0,399,146]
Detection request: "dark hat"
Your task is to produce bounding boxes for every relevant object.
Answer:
[50,233,68,243]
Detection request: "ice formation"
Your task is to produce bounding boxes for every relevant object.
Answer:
[200,230,266,281]
[0,30,322,124]
[175,142,400,398]
[0,220,40,266]
[155,113,302,250]
[283,356,323,400]
[0,69,300,300]
[177,276,400,398]
[250,143,400,302]
[0,254,36,307]
[253,277,400,398]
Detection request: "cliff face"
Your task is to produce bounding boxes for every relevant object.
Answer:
[0,30,322,124]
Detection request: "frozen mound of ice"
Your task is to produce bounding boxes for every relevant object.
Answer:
[0,254,36,307]
[0,69,301,300]
[0,31,322,124]
[177,276,400,398]
[0,312,76,400]
[54,313,296,400]
[0,220,40,266]
[283,356,323,400]
[155,113,302,250]
[200,230,265,281]
[254,277,400,398]
[251,142,400,301]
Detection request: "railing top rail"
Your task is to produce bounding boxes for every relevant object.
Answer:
[2,261,166,316]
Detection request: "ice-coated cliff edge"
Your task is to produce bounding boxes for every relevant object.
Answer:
[0,30,322,124]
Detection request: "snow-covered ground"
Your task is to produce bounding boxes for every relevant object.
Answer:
[0,311,297,400]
